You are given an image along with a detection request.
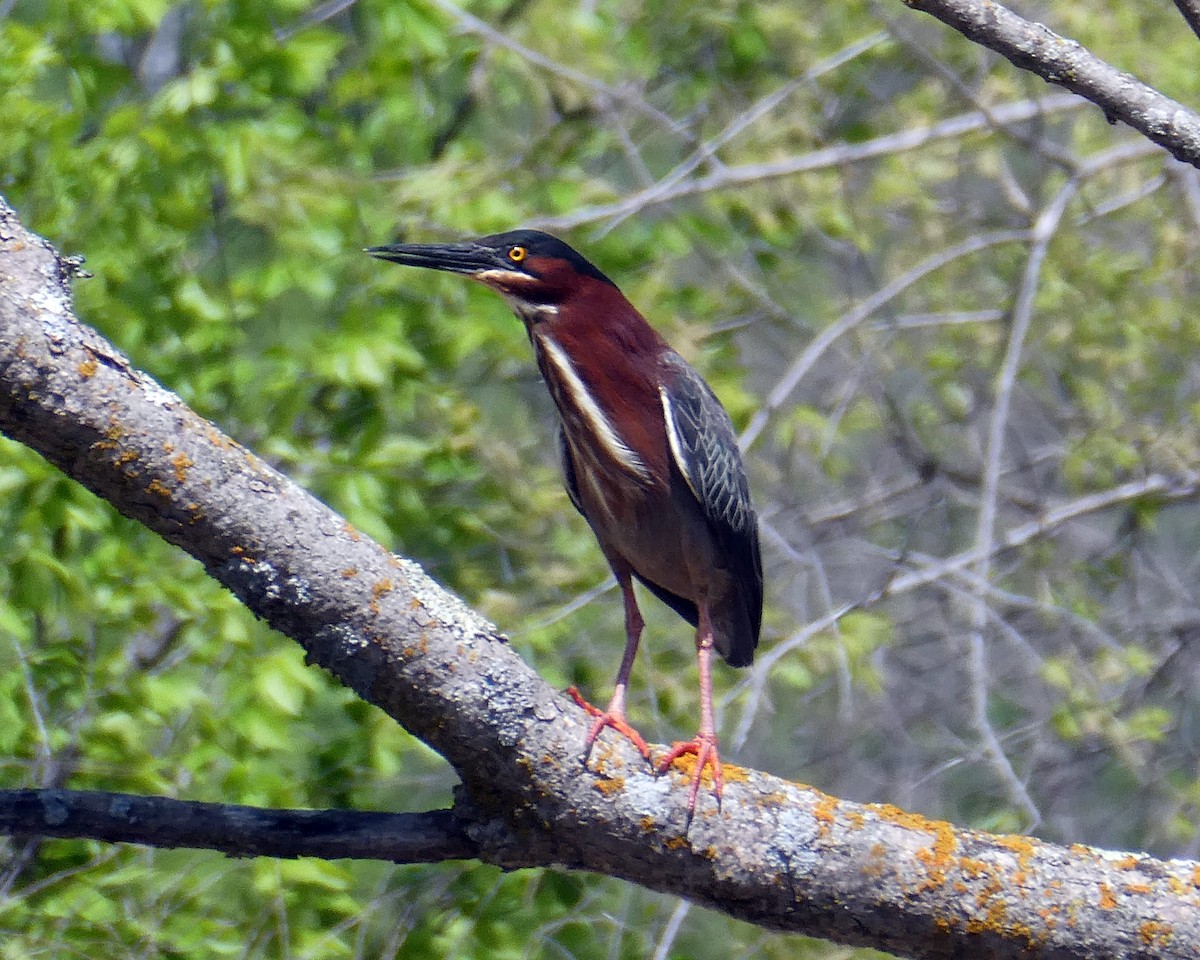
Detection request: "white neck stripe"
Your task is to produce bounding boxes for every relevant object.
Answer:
[536,333,649,480]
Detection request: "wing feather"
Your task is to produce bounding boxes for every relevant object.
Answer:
[557,426,586,516]
[660,353,763,663]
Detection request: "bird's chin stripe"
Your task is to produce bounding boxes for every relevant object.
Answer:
[536,333,649,481]
[475,268,531,285]
[504,296,557,324]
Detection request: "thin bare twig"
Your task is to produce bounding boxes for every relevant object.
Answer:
[962,156,1137,772]
[740,229,1032,449]
[875,309,1005,329]
[597,30,891,235]
[425,0,687,135]
[650,899,692,960]
[877,1,1076,168]
[539,94,1085,229]
[871,472,1200,602]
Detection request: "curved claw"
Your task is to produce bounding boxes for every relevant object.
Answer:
[567,686,652,761]
[657,732,723,820]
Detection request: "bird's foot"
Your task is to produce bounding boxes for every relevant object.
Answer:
[657,732,723,820]
[566,686,652,761]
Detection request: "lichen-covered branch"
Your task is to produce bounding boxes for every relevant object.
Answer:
[902,0,1200,167]
[2,196,1197,959]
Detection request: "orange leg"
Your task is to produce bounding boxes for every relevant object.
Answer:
[657,604,722,820]
[567,572,651,761]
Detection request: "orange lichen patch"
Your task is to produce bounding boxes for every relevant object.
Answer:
[757,791,789,807]
[660,751,711,785]
[594,776,625,796]
[92,426,122,453]
[813,794,839,838]
[146,479,171,498]
[408,597,423,609]
[965,903,1035,946]
[369,578,394,614]
[844,808,864,829]
[872,803,954,838]
[342,521,361,541]
[640,816,656,832]
[1193,864,1200,888]
[1139,921,1172,946]
[975,878,1003,907]
[868,802,961,891]
[1124,881,1151,895]
[171,452,194,483]
[116,448,140,466]
[966,900,1008,935]
[995,835,1036,874]
[724,764,750,784]
[862,843,889,878]
[918,826,959,890]
[663,835,689,851]
[958,857,989,879]
[1098,882,1117,910]
[341,568,359,578]
[78,358,98,378]
[205,428,233,449]
[1115,855,1139,870]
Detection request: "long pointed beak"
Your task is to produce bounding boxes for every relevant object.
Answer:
[365,241,502,275]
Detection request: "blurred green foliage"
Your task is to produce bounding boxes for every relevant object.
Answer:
[3,0,1200,956]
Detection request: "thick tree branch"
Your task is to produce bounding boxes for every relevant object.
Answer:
[0,790,475,863]
[2,196,1199,959]
[902,0,1200,167]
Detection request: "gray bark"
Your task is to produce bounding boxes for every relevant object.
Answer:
[1,196,1197,959]
[902,0,1200,168]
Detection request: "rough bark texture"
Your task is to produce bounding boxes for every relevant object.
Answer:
[0,790,475,863]
[903,0,1200,168]
[2,197,1198,959]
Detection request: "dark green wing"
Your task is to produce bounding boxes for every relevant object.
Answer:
[659,352,762,665]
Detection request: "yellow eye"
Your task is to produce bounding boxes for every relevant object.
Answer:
[508,246,527,263]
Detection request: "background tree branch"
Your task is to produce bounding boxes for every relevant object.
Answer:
[902,0,1200,166]
[1173,0,1200,42]
[3,187,1200,958]
[0,790,476,863]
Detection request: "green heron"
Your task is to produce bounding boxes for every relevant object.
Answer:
[367,230,762,817]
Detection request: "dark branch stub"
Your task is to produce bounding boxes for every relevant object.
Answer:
[0,789,477,863]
